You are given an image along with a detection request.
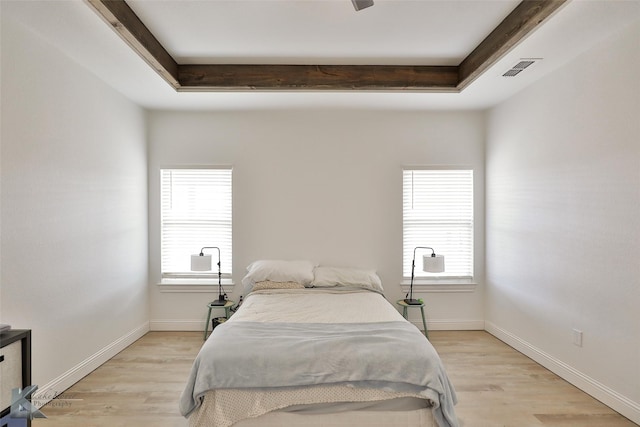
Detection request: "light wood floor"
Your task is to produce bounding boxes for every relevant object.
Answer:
[34,331,637,427]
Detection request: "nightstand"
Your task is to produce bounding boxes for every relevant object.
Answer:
[204,300,235,341]
[1,329,31,427]
[397,300,429,338]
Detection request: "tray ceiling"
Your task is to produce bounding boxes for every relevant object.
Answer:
[4,0,638,110]
[86,0,567,91]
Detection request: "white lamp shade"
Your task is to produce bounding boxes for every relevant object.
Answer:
[422,254,445,273]
[191,254,212,271]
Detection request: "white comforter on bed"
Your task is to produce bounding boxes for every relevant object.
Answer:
[181,288,459,427]
[228,288,407,324]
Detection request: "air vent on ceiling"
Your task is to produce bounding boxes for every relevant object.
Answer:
[502,59,540,77]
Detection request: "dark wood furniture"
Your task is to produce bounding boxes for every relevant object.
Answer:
[0,329,32,427]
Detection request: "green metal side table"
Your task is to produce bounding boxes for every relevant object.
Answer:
[204,300,235,341]
[397,299,429,338]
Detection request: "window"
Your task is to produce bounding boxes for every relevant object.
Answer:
[403,168,473,280]
[161,167,232,279]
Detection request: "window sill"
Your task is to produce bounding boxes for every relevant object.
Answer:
[400,278,477,293]
[157,278,235,293]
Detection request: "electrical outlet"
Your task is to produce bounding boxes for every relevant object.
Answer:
[572,329,583,347]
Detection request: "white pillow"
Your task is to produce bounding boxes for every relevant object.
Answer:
[311,266,384,292]
[242,260,316,293]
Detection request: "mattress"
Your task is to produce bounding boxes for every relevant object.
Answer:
[182,288,458,427]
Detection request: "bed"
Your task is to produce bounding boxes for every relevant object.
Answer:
[180,261,459,427]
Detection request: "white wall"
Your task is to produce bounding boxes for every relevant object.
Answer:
[148,109,485,331]
[0,13,149,399]
[486,21,640,422]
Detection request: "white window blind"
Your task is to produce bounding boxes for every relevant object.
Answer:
[161,168,232,278]
[403,168,473,279]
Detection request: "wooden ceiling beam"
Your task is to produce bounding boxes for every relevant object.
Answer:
[87,0,568,92]
[178,64,458,91]
[458,0,568,90]
[86,0,179,88]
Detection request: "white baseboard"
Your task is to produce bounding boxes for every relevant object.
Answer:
[485,321,640,425]
[408,319,485,331]
[33,322,149,409]
[149,319,204,331]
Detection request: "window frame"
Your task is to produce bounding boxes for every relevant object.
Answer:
[160,166,232,281]
[402,166,474,284]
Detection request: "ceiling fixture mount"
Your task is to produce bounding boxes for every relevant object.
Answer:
[352,0,374,11]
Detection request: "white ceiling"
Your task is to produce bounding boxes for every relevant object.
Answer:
[3,0,640,111]
[126,0,520,65]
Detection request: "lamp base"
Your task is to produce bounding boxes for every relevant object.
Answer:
[404,298,422,305]
[209,298,226,306]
